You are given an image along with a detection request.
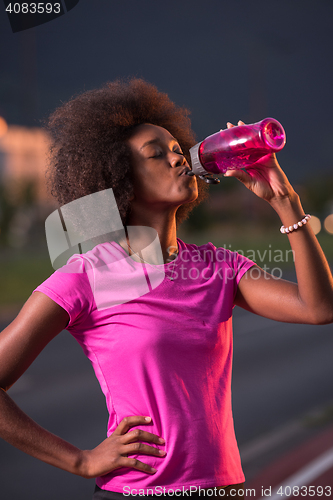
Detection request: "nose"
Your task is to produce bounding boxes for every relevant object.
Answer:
[169,151,187,168]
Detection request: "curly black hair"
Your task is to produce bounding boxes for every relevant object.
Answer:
[46,78,209,229]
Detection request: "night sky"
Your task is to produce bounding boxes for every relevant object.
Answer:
[1,0,333,182]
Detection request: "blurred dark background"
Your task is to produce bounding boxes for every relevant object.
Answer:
[0,1,333,498]
[1,0,333,177]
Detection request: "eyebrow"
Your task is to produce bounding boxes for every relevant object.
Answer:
[140,137,179,150]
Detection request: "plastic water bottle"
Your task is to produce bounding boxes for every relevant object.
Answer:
[187,118,286,183]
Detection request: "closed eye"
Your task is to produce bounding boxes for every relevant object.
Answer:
[148,149,184,159]
[149,152,163,158]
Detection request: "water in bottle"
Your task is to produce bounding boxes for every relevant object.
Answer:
[187,118,286,183]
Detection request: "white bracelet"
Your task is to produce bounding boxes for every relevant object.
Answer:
[280,214,311,234]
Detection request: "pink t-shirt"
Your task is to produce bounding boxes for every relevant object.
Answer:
[34,238,255,493]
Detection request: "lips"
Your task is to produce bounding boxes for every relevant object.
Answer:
[179,166,192,176]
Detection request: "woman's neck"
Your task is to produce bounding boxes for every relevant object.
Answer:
[122,209,179,264]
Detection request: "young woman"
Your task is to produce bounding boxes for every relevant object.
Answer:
[0,79,332,500]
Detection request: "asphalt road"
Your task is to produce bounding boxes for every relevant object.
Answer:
[0,307,333,500]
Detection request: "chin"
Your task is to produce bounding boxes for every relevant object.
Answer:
[188,186,199,202]
[181,192,199,205]
[184,184,199,201]
[173,183,198,206]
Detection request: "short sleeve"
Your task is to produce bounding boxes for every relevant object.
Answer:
[213,245,256,285]
[231,250,256,285]
[33,255,93,330]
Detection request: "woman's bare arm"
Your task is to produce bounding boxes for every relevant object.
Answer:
[235,193,333,324]
[0,292,165,477]
[0,292,69,391]
[0,292,84,473]
[226,121,333,325]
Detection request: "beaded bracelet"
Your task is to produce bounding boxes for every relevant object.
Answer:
[280,214,311,234]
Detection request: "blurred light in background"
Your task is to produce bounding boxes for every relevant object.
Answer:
[0,125,51,202]
[0,117,8,138]
[0,124,56,250]
[324,214,333,235]
[308,215,321,235]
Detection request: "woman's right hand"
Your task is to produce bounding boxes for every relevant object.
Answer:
[78,415,166,478]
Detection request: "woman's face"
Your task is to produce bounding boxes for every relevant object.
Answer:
[127,124,198,213]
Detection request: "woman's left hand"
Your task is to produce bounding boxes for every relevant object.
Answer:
[223,121,295,204]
